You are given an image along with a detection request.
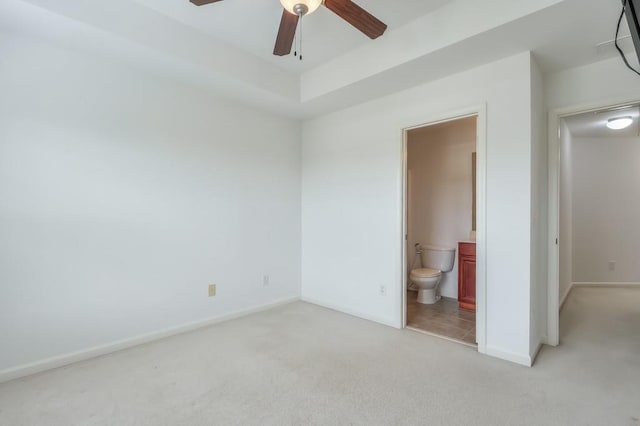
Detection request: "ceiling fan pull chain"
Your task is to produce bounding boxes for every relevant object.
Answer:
[299,15,303,61]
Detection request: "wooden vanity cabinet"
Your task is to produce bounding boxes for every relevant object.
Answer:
[458,242,476,312]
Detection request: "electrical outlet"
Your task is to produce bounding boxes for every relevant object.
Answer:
[263,275,270,287]
[208,284,216,297]
[379,285,386,296]
[609,261,616,271]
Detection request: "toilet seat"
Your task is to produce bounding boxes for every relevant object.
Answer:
[410,268,441,278]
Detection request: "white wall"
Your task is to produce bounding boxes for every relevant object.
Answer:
[407,117,476,299]
[0,34,302,373]
[302,52,536,364]
[571,136,640,283]
[529,58,547,356]
[559,120,574,303]
[546,57,640,110]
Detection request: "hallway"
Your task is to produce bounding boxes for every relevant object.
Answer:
[535,286,640,422]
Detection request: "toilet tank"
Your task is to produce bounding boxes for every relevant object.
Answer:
[421,245,456,272]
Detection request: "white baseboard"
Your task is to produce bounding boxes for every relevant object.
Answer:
[301,296,400,329]
[560,282,574,311]
[529,340,544,366]
[572,282,640,288]
[0,296,300,384]
[485,345,533,367]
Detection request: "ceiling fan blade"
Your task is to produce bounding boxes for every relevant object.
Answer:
[323,0,387,39]
[189,0,223,6]
[273,10,299,56]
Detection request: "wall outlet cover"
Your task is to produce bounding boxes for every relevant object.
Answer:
[208,284,216,297]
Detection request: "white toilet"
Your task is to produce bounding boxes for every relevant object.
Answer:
[410,245,456,304]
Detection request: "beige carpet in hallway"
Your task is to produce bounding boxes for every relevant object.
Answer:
[1,287,639,425]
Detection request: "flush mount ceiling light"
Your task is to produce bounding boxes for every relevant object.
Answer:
[279,0,322,16]
[606,116,634,130]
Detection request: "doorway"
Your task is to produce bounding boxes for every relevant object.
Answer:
[547,99,640,345]
[402,112,484,348]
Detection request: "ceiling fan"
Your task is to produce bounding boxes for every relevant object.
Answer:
[189,0,387,57]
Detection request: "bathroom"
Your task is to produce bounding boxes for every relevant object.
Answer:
[406,115,477,345]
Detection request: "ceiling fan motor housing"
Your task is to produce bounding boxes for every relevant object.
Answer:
[280,0,322,16]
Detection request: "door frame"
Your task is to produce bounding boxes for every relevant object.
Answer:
[546,96,640,346]
[400,104,487,354]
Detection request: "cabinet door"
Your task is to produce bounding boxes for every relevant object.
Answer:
[458,241,476,312]
[460,256,476,307]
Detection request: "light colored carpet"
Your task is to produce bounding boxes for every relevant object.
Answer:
[1,287,639,425]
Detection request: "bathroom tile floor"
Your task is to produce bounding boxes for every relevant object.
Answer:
[406,291,476,346]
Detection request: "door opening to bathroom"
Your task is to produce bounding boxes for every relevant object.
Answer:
[403,114,479,347]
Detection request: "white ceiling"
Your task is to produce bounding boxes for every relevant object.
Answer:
[132,0,451,73]
[565,106,640,139]
[1,0,637,119]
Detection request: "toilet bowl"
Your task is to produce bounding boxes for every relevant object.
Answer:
[410,268,443,304]
[410,245,456,304]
